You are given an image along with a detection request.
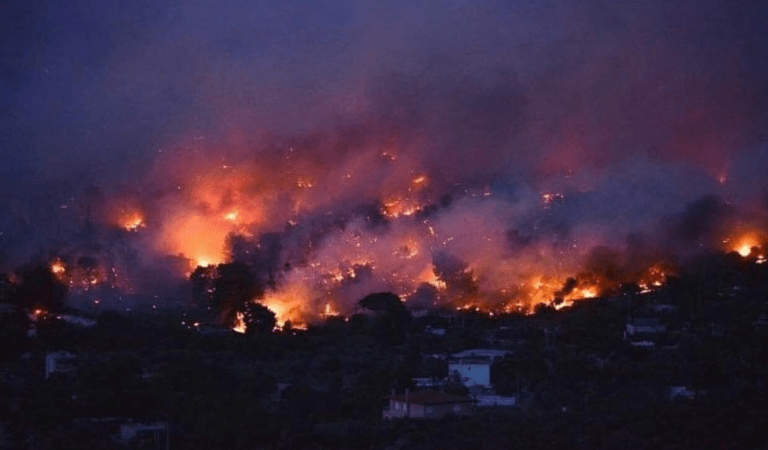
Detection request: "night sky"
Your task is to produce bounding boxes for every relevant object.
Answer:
[3,0,768,322]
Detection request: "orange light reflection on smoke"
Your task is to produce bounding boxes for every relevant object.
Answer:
[120,211,145,231]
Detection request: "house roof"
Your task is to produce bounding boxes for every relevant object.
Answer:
[449,358,493,366]
[451,349,511,359]
[390,390,473,405]
[629,318,662,327]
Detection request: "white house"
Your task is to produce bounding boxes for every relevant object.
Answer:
[449,358,492,387]
[448,349,511,387]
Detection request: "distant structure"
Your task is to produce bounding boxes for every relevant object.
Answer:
[45,351,78,379]
[625,318,666,336]
[448,349,511,387]
[383,390,474,419]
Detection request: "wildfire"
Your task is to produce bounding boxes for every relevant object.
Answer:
[638,262,674,293]
[164,213,232,270]
[260,284,311,328]
[381,198,422,218]
[120,211,145,231]
[322,302,339,318]
[541,192,564,208]
[729,232,764,258]
[416,265,447,291]
[568,287,598,300]
[50,260,66,276]
[232,312,246,334]
[159,166,272,272]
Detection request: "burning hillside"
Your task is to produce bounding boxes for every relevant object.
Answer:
[101,147,763,328]
[1,0,767,329]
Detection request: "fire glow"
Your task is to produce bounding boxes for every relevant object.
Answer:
[151,157,693,327]
[120,211,145,232]
[97,133,764,329]
[725,231,765,258]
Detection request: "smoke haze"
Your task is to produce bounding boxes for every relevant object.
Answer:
[3,0,768,320]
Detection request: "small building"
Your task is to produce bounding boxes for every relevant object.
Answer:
[449,358,492,387]
[45,351,78,379]
[448,349,511,387]
[625,318,666,336]
[383,390,474,419]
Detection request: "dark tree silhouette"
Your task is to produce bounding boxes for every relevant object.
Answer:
[212,262,263,326]
[359,292,411,344]
[12,263,67,312]
[243,302,277,334]
[190,265,217,307]
[359,292,406,314]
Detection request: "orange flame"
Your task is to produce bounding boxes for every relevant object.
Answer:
[730,232,763,257]
[232,312,246,334]
[120,211,145,231]
[50,260,66,276]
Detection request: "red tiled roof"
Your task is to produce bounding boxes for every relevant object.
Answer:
[390,390,473,405]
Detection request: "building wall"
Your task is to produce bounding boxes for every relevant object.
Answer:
[384,400,472,419]
[449,362,491,386]
[425,402,472,418]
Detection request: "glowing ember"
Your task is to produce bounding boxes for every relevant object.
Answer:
[50,260,66,275]
[412,175,427,185]
[541,193,564,208]
[381,198,422,218]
